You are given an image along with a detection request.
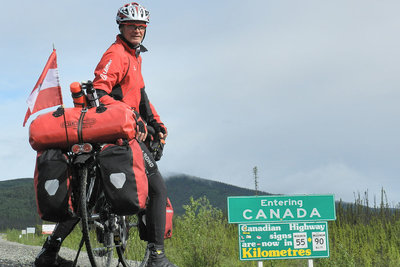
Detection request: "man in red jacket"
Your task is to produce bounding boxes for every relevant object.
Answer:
[93,3,176,267]
[34,3,176,267]
[92,5,167,141]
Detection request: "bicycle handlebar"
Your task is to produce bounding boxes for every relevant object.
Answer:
[146,124,156,137]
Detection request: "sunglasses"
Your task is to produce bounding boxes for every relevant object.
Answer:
[121,23,147,31]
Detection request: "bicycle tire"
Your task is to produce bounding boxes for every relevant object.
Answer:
[138,246,150,267]
[115,215,150,267]
[79,166,113,267]
[115,216,130,267]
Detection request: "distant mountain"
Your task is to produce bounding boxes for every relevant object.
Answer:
[0,174,269,230]
[0,178,41,231]
[165,174,271,215]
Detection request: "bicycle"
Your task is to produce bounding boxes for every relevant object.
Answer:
[69,140,148,267]
[67,81,163,267]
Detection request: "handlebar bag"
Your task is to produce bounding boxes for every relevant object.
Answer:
[138,197,174,240]
[97,139,148,215]
[34,149,75,222]
[29,104,137,151]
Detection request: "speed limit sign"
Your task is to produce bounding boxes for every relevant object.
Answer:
[293,232,308,249]
[312,232,327,251]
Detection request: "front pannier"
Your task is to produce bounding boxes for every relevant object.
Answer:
[97,139,148,215]
[165,197,174,239]
[29,103,137,151]
[34,149,75,222]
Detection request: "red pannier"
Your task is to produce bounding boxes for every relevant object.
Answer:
[34,149,75,222]
[165,198,174,239]
[138,197,174,240]
[97,139,148,215]
[29,104,137,151]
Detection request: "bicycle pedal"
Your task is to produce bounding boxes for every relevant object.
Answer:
[93,247,110,257]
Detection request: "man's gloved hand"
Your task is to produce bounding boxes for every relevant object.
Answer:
[153,123,168,140]
[133,111,147,142]
[148,123,167,161]
[149,138,165,161]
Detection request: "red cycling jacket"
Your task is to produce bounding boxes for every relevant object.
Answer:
[92,35,166,134]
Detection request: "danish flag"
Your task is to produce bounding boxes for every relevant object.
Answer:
[23,49,63,126]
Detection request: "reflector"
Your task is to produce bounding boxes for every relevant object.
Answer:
[71,143,93,154]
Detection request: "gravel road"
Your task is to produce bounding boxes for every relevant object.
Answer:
[0,234,140,267]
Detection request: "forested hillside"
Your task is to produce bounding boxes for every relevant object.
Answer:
[0,178,41,230]
[166,174,270,214]
[6,188,400,266]
[0,174,268,230]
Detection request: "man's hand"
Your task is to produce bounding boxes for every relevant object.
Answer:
[158,131,167,140]
[132,110,148,142]
[136,120,147,142]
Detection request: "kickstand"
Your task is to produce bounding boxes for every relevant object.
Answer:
[72,237,85,267]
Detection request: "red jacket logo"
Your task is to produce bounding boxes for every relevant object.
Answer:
[100,59,112,80]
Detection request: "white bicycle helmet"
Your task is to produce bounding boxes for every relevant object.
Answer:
[116,2,150,24]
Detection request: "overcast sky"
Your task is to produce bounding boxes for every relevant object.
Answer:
[1,0,399,205]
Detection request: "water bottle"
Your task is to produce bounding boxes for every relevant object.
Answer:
[70,82,87,108]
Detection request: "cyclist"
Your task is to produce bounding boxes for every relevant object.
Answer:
[34,3,176,267]
[91,2,176,267]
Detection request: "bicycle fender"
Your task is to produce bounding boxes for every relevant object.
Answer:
[73,154,92,164]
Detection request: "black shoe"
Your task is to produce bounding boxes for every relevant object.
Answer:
[146,243,177,267]
[34,236,74,267]
[34,255,74,267]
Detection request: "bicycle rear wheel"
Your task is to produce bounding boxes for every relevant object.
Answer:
[114,215,131,267]
[79,166,113,267]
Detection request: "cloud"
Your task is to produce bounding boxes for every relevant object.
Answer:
[0,98,37,179]
[1,0,400,207]
[265,162,399,205]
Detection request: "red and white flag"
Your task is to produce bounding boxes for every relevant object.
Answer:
[23,49,63,126]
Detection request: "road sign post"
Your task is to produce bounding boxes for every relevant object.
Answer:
[26,227,36,239]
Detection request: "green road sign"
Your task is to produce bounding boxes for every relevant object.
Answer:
[228,195,336,223]
[239,222,329,260]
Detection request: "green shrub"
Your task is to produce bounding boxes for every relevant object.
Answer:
[168,196,229,267]
[5,193,400,267]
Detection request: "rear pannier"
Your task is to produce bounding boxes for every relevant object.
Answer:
[97,139,148,215]
[34,149,75,222]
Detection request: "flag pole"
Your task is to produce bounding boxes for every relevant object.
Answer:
[61,105,70,149]
[53,44,70,149]
[53,44,64,105]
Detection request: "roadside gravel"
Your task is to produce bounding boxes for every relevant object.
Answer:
[0,233,90,266]
[0,234,139,267]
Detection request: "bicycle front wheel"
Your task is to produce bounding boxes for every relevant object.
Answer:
[79,166,113,267]
[115,215,149,267]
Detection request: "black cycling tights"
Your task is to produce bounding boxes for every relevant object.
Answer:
[53,145,167,246]
[141,142,167,245]
[145,170,167,245]
[51,216,80,241]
